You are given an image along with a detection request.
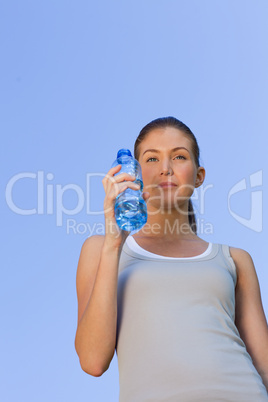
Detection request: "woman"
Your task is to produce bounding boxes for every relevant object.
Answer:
[75,117,268,401]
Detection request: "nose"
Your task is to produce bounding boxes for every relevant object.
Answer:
[160,160,173,176]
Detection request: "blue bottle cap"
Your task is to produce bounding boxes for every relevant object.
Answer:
[117,149,132,158]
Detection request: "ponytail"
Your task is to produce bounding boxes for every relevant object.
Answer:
[188,199,197,235]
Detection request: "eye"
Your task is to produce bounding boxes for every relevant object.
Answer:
[174,155,186,160]
[146,157,158,162]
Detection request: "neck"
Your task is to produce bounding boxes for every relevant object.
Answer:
[136,203,197,240]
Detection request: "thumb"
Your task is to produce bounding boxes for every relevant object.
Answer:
[142,192,150,202]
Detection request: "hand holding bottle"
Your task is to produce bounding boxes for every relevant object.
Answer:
[102,164,139,247]
[111,149,147,232]
[102,149,149,248]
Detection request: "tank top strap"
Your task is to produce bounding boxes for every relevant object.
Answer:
[220,244,237,286]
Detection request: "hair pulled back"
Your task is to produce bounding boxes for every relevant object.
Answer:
[134,116,201,234]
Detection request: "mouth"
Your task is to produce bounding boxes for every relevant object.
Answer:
[158,182,177,188]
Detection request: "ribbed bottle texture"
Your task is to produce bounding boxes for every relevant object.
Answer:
[111,149,147,231]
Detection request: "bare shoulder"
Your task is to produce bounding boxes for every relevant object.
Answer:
[77,235,105,277]
[229,246,252,262]
[76,235,105,323]
[81,234,105,250]
[229,247,260,290]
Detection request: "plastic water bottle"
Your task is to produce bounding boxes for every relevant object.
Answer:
[111,149,147,231]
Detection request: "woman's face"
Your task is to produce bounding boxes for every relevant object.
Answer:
[137,127,205,213]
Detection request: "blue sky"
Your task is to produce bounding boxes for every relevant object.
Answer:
[1,1,268,401]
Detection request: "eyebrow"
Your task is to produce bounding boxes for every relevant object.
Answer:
[142,147,190,156]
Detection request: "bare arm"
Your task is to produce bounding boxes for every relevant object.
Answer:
[75,235,123,376]
[74,165,142,376]
[231,247,268,391]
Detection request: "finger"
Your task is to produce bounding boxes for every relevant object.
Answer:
[104,172,137,193]
[142,191,150,202]
[108,164,122,175]
[102,165,122,186]
[112,181,140,197]
[103,166,135,186]
[105,180,140,207]
[110,172,136,183]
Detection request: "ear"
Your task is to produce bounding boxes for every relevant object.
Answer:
[195,167,206,188]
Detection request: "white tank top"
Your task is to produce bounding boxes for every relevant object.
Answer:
[126,235,213,259]
[116,241,268,401]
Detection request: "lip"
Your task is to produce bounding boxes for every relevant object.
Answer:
[158,182,177,188]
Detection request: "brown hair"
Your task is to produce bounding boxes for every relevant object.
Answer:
[134,116,201,234]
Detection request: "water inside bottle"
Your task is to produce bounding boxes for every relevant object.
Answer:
[115,198,147,231]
